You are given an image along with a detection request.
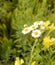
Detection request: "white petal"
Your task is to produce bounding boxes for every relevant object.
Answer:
[31,29,41,38]
[30,25,38,30]
[41,26,45,29]
[39,21,44,25]
[22,27,31,34]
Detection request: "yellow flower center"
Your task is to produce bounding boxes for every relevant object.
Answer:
[32,25,35,29]
[34,31,38,35]
[24,28,28,32]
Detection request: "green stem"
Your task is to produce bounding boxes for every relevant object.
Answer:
[46,29,54,36]
[28,39,38,65]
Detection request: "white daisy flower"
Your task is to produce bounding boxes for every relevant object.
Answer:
[30,25,38,30]
[22,27,31,34]
[39,21,44,25]
[32,29,41,38]
[24,24,28,27]
[41,26,45,30]
[33,21,39,25]
[34,20,44,25]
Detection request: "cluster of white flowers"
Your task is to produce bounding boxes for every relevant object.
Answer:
[22,20,55,48]
[22,21,45,38]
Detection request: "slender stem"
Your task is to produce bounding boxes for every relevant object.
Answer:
[46,29,54,36]
[28,39,38,65]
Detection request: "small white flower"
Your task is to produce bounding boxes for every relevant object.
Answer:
[33,21,39,25]
[34,20,44,25]
[39,21,44,25]
[30,25,38,30]
[22,27,31,34]
[24,24,28,27]
[32,29,41,38]
[41,26,45,29]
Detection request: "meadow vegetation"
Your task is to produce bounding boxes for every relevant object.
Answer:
[0,0,55,65]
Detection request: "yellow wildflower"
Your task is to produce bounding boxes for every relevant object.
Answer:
[31,61,35,65]
[43,36,52,48]
[49,23,55,30]
[15,57,24,65]
[15,57,20,65]
[43,21,50,27]
[21,59,24,64]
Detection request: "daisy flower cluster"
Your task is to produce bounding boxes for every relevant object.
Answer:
[22,20,55,48]
[22,21,44,38]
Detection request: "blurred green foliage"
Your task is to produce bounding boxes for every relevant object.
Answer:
[0,0,55,65]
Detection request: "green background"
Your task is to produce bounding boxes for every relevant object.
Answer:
[0,0,55,65]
